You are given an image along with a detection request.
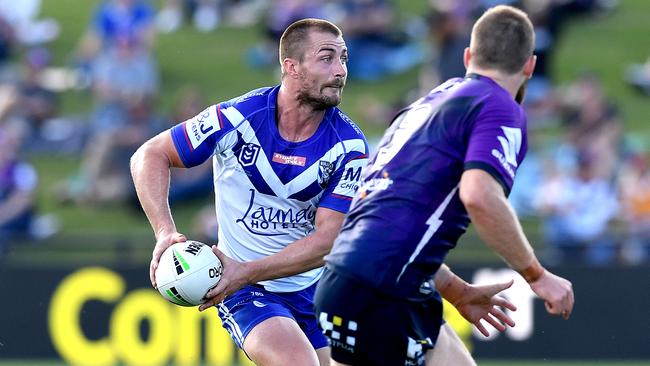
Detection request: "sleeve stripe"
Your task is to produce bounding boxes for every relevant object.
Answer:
[181,122,194,151]
[217,104,225,129]
[348,154,368,161]
[330,193,353,201]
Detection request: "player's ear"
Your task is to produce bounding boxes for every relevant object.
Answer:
[282,57,300,79]
[523,55,536,79]
[463,47,471,69]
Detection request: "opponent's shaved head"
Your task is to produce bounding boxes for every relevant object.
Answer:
[470,5,535,74]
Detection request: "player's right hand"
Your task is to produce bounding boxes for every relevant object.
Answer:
[529,270,574,320]
[150,231,187,288]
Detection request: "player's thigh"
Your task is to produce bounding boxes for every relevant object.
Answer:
[425,323,476,366]
[315,346,331,366]
[243,316,320,366]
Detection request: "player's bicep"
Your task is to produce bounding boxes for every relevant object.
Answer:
[161,130,185,168]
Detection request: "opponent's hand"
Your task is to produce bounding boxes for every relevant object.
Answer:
[199,246,252,311]
[529,270,574,320]
[150,231,187,288]
[453,280,517,337]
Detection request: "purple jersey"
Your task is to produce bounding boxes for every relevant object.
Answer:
[325,74,528,298]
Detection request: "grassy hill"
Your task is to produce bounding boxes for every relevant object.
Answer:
[7,0,649,266]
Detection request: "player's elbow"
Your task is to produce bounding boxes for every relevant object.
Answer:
[460,187,490,214]
[459,179,492,215]
[129,141,149,175]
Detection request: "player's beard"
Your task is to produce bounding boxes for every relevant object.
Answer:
[515,78,529,104]
[297,79,344,110]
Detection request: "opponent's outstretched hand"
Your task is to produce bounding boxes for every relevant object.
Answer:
[150,232,187,288]
[454,280,517,337]
[529,270,574,320]
[199,245,252,311]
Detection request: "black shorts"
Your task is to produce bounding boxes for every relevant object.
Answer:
[314,267,443,366]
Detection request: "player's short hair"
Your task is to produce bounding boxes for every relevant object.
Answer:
[470,5,535,74]
[279,18,342,65]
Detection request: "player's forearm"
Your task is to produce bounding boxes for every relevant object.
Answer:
[130,142,177,239]
[466,193,543,279]
[460,171,543,281]
[246,231,333,283]
[434,264,469,306]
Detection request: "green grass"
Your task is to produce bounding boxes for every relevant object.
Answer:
[19,0,650,263]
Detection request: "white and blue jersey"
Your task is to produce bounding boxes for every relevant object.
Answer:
[170,86,369,293]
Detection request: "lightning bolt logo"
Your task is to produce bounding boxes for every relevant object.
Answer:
[396,186,458,283]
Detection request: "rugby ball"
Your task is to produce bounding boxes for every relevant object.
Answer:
[155,241,223,306]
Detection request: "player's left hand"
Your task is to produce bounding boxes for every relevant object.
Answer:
[453,279,517,337]
[198,245,252,311]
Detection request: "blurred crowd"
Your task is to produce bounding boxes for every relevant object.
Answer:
[1,0,649,266]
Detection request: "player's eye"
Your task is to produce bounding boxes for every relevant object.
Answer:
[341,56,348,64]
[322,56,332,62]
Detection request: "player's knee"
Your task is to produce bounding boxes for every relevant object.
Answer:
[247,346,319,366]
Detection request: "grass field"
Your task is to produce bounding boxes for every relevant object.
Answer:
[10,0,646,266]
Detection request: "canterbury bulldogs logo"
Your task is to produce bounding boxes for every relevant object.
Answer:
[318,160,335,188]
[239,143,261,167]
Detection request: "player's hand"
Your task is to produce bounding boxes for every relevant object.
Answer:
[199,245,252,311]
[529,270,574,320]
[453,280,517,337]
[150,231,187,289]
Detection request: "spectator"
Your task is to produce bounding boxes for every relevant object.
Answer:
[59,97,164,206]
[558,72,623,179]
[246,0,328,69]
[75,0,155,73]
[156,0,221,33]
[618,151,650,264]
[0,0,59,46]
[624,56,650,96]
[336,0,424,81]
[0,124,38,251]
[536,151,619,265]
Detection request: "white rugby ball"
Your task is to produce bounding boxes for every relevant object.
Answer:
[155,241,223,306]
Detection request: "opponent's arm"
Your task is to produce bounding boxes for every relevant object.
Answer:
[130,130,188,287]
[200,207,344,310]
[435,264,516,336]
[459,169,574,319]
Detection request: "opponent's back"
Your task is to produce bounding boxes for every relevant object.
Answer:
[326,74,528,298]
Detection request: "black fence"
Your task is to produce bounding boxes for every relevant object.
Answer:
[0,264,648,364]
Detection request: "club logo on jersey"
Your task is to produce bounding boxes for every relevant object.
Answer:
[272,153,306,166]
[236,189,316,236]
[491,126,522,179]
[238,143,261,167]
[318,160,335,188]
